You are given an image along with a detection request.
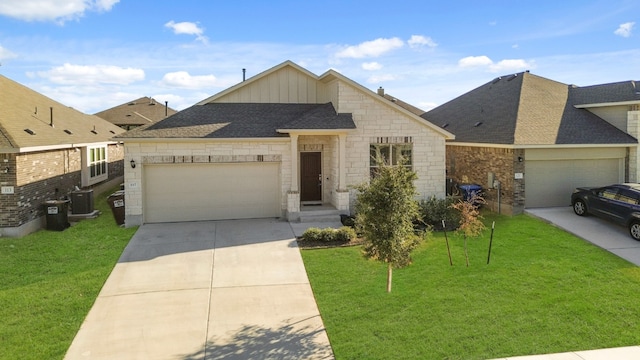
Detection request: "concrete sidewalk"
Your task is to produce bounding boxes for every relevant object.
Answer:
[64,219,334,359]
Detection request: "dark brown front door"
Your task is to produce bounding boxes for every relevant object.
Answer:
[300,152,322,202]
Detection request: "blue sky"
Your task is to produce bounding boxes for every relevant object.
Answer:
[0,0,638,114]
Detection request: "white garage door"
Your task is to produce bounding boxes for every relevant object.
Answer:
[525,159,622,208]
[144,163,281,223]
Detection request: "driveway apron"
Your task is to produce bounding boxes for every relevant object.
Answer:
[64,219,334,360]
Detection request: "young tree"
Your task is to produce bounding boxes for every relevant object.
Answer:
[354,157,422,293]
[451,194,486,266]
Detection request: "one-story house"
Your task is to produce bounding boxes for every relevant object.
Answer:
[0,75,126,237]
[95,96,177,130]
[116,61,453,226]
[422,71,639,214]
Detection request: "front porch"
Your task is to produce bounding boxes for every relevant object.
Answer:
[284,133,351,222]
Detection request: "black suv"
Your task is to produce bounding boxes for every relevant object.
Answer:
[571,183,640,241]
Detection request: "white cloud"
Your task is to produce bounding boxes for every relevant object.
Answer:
[418,101,438,111]
[490,59,532,72]
[458,55,493,68]
[0,45,17,61]
[367,74,397,83]
[161,71,218,89]
[0,0,119,23]
[458,56,532,73]
[336,37,404,58]
[38,63,144,85]
[614,22,635,37]
[408,35,437,48]
[165,20,208,43]
[362,62,383,71]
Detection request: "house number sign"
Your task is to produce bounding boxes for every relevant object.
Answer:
[1,186,14,194]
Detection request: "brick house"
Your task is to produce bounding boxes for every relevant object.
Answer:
[115,61,453,226]
[0,75,126,237]
[95,96,178,131]
[422,72,639,214]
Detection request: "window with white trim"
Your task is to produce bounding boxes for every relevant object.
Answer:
[369,143,412,177]
[88,146,108,183]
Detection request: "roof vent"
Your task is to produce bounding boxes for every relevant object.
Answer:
[492,77,501,84]
[64,129,73,135]
[474,122,483,127]
[91,126,97,135]
[442,123,449,128]
[109,130,116,134]
[507,74,518,81]
[24,129,35,135]
[128,102,135,106]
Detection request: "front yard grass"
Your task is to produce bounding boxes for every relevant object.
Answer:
[0,188,137,360]
[301,213,640,360]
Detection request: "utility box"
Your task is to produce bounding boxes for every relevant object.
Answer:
[44,200,70,231]
[71,189,94,214]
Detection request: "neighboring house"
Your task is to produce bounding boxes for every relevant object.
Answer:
[115,61,453,226]
[423,71,640,214]
[0,75,127,237]
[95,97,177,130]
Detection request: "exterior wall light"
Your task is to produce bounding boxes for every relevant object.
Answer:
[130,159,136,168]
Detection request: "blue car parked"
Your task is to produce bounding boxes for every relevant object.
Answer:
[571,183,640,241]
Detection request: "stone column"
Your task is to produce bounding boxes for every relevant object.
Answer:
[287,134,300,221]
[336,133,350,213]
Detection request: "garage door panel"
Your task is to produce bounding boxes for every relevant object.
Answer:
[525,159,621,208]
[144,163,280,223]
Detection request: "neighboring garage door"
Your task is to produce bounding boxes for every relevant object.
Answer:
[144,163,280,223]
[525,159,621,208]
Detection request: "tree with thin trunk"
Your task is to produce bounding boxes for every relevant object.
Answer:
[354,157,422,293]
[451,194,486,266]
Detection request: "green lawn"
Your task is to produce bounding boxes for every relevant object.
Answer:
[0,188,137,360]
[301,213,640,360]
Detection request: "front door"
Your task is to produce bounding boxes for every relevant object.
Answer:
[300,152,322,203]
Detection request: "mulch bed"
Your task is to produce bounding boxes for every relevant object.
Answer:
[296,237,365,250]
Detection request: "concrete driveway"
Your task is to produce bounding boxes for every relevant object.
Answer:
[527,207,640,266]
[64,219,334,360]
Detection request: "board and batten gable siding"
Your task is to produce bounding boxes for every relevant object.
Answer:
[123,140,292,223]
[214,66,330,104]
[586,105,633,133]
[333,79,447,200]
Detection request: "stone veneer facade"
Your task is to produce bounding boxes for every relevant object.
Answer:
[124,78,448,226]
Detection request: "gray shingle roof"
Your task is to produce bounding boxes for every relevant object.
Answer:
[571,80,640,105]
[116,103,355,139]
[422,72,637,145]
